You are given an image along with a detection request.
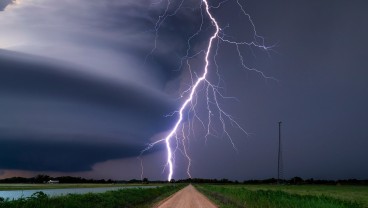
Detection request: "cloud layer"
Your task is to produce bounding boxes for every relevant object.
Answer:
[0,0,188,172]
[0,48,176,171]
[0,0,14,11]
[1,0,368,181]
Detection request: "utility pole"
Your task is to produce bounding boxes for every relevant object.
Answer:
[277,121,283,184]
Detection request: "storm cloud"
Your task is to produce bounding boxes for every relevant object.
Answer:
[0,0,191,172]
[0,138,143,172]
[0,0,367,180]
[0,0,214,174]
[0,48,176,171]
[0,0,204,87]
[0,0,13,11]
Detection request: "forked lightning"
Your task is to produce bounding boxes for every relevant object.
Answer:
[142,0,274,181]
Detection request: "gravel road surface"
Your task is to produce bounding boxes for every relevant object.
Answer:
[155,184,217,208]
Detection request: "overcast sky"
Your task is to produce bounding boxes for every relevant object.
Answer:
[0,0,367,181]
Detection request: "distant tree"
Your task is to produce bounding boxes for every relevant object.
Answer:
[170,179,176,183]
[129,179,140,183]
[291,176,304,184]
[34,175,51,183]
[220,178,229,183]
[142,178,149,184]
[305,178,314,184]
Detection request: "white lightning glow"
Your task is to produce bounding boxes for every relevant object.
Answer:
[141,0,275,181]
[161,0,219,181]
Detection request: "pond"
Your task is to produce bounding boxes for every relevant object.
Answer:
[0,186,157,200]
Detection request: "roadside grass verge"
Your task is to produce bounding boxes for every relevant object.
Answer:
[0,184,185,208]
[242,184,368,207]
[196,185,363,208]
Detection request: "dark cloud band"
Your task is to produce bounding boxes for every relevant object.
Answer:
[0,0,13,11]
[0,49,173,172]
[0,138,143,172]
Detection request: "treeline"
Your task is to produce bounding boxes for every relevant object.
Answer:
[0,175,166,184]
[1,175,367,185]
[0,175,116,184]
[175,177,368,185]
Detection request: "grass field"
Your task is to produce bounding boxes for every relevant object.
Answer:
[243,184,368,207]
[196,184,368,208]
[0,184,185,208]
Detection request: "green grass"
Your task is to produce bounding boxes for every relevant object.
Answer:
[242,184,368,207]
[0,184,185,208]
[196,184,366,208]
[0,183,152,191]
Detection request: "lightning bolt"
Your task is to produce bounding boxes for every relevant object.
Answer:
[141,0,275,182]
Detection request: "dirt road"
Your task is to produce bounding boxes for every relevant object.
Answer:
[155,184,217,208]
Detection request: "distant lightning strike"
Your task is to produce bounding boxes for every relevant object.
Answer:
[142,0,274,181]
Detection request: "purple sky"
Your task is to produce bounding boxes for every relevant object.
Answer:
[0,0,367,181]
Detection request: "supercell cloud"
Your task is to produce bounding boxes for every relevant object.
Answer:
[1,0,368,180]
[0,0,185,173]
[0,0,14,11]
